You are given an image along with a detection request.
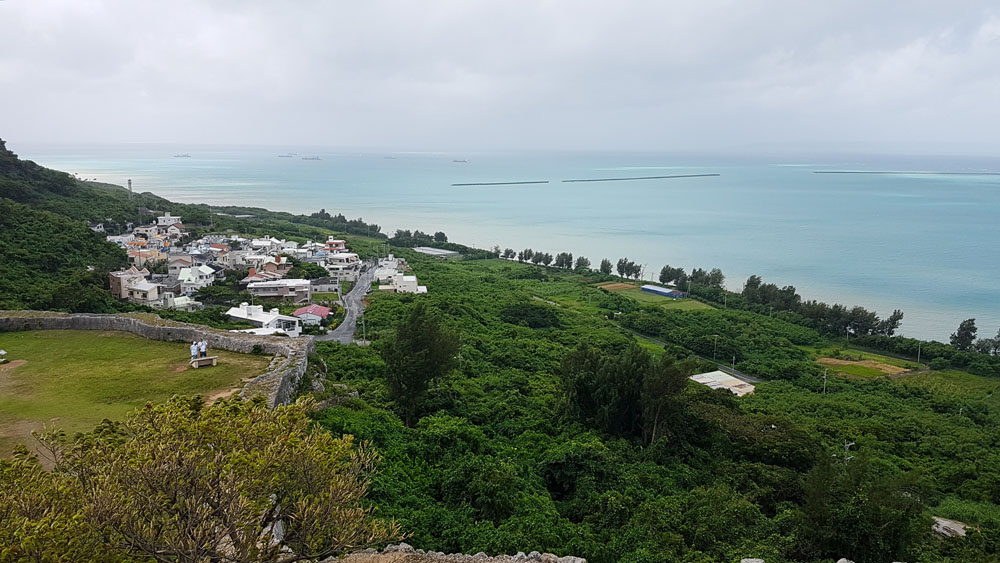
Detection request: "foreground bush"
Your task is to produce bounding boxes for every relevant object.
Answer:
[0,396,399,562]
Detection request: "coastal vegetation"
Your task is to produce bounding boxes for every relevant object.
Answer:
[0,397,399,561]
[4,140,1000,561]
[309,252,1000,563]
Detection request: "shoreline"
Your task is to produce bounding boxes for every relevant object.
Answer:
[21,147,1000,341]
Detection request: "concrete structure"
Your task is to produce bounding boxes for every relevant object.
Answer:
[324,252,361,281]
[293,304,332,326]
[932,516,968,537]
[226,303,303,337]
[380,272,427,294]
[247,279,312,303]
[689,370,755,396]
[156,212,182,226]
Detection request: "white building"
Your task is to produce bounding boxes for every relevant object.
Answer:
[178,265,216,294]
[324,252,361,281]
[225,303,302,337]
[380,272,427,294]
[247,278,312,303]
[156,212,182,226]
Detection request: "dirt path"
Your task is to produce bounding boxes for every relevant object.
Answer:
[204,387,242,405]
[596,282,634,291]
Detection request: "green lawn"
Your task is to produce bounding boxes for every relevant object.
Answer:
[0,330,272,455]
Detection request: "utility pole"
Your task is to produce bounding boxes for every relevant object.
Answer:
[822,369,828,394]
[713,334,719,360]
[917,341,921,365]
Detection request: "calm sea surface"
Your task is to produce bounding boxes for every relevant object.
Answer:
[17,143,1000,341]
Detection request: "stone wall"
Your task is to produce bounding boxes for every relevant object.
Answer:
[0,311,314,407]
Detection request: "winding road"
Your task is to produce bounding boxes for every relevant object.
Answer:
[316,262,375,344]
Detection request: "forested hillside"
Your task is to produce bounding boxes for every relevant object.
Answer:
[311,252,1000,563]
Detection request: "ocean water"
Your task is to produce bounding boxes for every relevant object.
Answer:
[16,143,1000,341]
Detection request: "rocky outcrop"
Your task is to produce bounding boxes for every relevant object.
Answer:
[0,311,314,407]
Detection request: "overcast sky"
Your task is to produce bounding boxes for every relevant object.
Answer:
[2,1,999,152]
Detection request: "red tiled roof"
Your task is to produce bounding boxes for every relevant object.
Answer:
[293,305,331,318]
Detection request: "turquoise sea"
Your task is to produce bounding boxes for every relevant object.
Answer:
[17,143,1000,342]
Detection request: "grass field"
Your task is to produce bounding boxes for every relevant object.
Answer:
[0,330,271,456]
[897,369,1000,406]
[613,287,715,310]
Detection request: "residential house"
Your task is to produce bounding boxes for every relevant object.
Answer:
[165,223,185,240]
[133,225,158,239]
[89,223,105,233]
[167,255,193,276]
[109,267,151,299]
[293,304,332,326]
[126,280,162,305]
[324,252,361,282]
[323,237,347,253]
[106,233,135,247]
[260,256,292,276]
[128,249,166,268]
[247,279,312,303]
[310,277,341,293]
[240,267,285,284]
[225,303,302,338]
[379,272,427,294]
[160,292,203,311]
[178,265,216,295]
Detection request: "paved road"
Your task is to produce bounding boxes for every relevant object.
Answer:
[317,262,375,344]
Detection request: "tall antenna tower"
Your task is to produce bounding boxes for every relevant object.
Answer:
[128,179,133,200]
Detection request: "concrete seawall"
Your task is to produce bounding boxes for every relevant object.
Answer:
[0,311,314,407]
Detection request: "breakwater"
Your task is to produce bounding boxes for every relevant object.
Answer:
[562,173,721,182]
[0,311,314,407]
[452,181,550,186]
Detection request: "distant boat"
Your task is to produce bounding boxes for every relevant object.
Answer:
[301,156,321,161]
[173,154,192,158]
[277,154,294,158]
[453,159,468,163]
[384,156,397,160]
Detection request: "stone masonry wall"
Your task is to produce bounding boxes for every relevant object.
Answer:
[0,311,314,407]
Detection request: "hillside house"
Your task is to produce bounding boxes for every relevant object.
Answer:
[247,279,312,303]
[324,252,361,281]
[226,303,302,337]
[323,237,347,253]
[380,272,427,294]
[109,267,151,299]
[293,304,332,326]
[178,265,216,294]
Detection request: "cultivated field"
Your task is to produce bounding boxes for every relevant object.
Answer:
[804,345,923,378]
[597,282,715,311]
[0,330,271,456]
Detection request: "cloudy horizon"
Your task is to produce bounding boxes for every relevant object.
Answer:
[3,1,1000,154]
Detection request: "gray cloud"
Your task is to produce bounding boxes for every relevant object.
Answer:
[2,0,998,152]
